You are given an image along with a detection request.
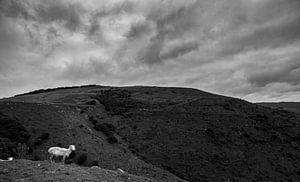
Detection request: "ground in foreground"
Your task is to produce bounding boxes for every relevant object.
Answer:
[0,159,156,182]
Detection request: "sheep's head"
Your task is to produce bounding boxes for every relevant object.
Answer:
[69,145,76,151]
[8,157,13,161]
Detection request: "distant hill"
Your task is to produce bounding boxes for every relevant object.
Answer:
[257,102,300,114]
[0,85,299,182]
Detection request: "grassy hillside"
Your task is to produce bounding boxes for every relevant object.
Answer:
[0,101,183,182]
[1,85,299,182]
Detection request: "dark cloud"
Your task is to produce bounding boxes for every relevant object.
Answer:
[151,2,199,39]
[138,39,198,64]
[138,37,163,65]
[248,57,300,87]
[138,2,199,64]
[0,0,34,20]
[125,21,151,39]
[220,15,300,57]
[90,0,135,18]
[86,13,104,44]
[87,0,136,40]
[0,0,84,31]
[218,0,300,57]
[35,1,84,31]
[160,40,198,60]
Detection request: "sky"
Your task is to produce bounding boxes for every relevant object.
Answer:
[0,0,300,102]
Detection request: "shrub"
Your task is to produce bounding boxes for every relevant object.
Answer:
[0,137,17,159]
[33,139,43,146]
[107,135,118,144]
[65,159,73,164]
[27,147,33,153]
[77,153,87,165]
[94,123,115,136]
[86,100,97,105]
[89,116,97,124]
[67,151,76,159]
[90,160,99,167]
[0,113,30,143]
[91,89,141,115]
[38,133,50,140]
[33,155,40,161]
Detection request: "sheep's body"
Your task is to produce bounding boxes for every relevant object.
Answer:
[0,157,13,161]
[48,145,75,162]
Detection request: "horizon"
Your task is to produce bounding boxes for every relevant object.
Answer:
[1,0,300,102]
[0,84,299,103]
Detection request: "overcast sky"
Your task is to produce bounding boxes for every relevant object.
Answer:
[0,0,300,102]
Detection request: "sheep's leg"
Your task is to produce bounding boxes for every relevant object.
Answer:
[62,155,66,163]
[49,154,54,163]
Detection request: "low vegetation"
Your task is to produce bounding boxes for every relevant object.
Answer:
[0,112,30,159]
[93,122,118,144]
[76,153,87,165]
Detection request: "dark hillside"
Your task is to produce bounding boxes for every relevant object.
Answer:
[92,88,300,182]
[0,85,299,182]
[0,101,184,182]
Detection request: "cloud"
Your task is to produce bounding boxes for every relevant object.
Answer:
[160,40,198,60]
[125,21,151,39]
[0,0,300,102]
[216,0,300,57]
[137,1,200,64]
[35,1,84,31]
[138,37,163,64]
[86,0,137,43]
[0,0,34,20]
[247,54,300,87]
[219,13,300,57]
[56,58,112,82]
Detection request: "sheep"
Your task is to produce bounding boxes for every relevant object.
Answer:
[0,157,13,161]
[48,145,75,163]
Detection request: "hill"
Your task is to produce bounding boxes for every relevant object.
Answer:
[257,102,300,114]
[0,85,299,182]
[0,159,155,182]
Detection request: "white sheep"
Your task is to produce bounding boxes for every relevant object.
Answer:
[48,145,75,162]
[0,157,13,161]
